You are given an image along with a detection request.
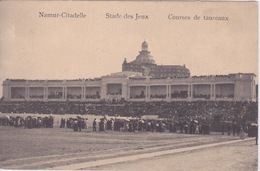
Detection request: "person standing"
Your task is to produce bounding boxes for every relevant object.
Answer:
[99,119,105,131]
[227,124,231,136]
[93,118,97,132]
[239,125,245,139]
[77,117,82,132]
[221,123,225,135]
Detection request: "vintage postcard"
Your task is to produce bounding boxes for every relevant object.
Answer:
[0,1,258,171]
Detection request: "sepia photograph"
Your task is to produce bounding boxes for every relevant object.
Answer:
[0,1,258,170]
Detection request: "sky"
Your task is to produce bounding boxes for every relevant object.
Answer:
[0,1,258,97]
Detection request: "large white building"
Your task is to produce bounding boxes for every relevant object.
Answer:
[2,72,256,102]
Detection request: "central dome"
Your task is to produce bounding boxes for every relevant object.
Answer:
[135,41,155,64]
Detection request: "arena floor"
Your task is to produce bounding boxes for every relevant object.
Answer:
[0,118,257,171]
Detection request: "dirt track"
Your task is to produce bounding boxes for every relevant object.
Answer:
[51,138,257,170]
[0,125,257,170]
[93,139,257,171]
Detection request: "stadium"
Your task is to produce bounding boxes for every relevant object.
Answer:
[0,41,258,170]
[0,41,257,125]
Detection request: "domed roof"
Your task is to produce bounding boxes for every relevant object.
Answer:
[134,41,155,65]
[136,52,155,64]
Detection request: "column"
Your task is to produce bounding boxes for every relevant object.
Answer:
[43,87,46,100]
[25,87,29,100]
[43,87,46,101]
[127,86,131,100]
[148,86,150,99]
[188,84,191,100]
[45,87,48,101]
[211,84,216,100]
[191,84,193,100]
[122,83,128,100]
[145,85,150,102]
[145,85,148,101]
[210,84,213,99]
[83,86,86,99]
[213,84,216,99]
[81,87,84,100]
[28,87,30,100]
[64,87,67,100]
[169,85,172,101]
[166,85,170,102]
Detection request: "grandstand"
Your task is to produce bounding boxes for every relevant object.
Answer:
[2,72,256,102]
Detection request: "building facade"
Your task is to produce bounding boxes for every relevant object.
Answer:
[122,41,190,78]
[2,72,256,102]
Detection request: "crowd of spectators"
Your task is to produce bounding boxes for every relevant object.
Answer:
[85,95,100,99]
[191,75,231,79]
[0,115,54,128]
[150,94,166,98]
[171,92,188,99]
[193,94,210,99]
[95,118,211,134]
[128,93,234,100]
[48,92,63,99]
[107,93,121,95]
[0,100,257,136]
[11,95,25,99]
[0,101,257,126]
[130,95,145,99]
[216,94,234,98]
[67,94,81,99]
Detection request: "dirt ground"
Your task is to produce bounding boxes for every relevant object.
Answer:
[0,113,258,171]
[94,140,257,171]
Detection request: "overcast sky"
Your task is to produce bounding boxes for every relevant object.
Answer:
[0,1,257,97]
